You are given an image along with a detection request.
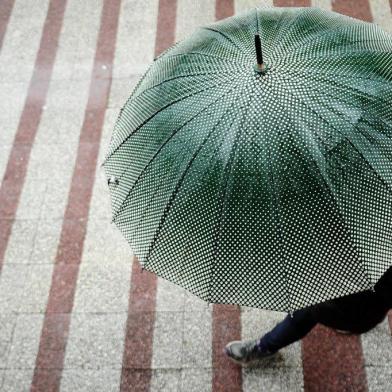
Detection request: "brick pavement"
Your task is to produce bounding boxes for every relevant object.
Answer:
[0,0,391,391]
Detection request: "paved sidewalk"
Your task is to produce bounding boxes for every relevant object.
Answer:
[0,0,391,391]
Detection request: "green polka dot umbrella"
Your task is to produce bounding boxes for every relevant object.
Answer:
[101,7,392,313]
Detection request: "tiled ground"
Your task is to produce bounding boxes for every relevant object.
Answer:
[0,0,391,391]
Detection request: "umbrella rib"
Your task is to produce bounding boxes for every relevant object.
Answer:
[153,40,182,62]
[208,81,258,304]
[160,51,249,66]
[143,76,249,269]
[283,22,391,63]
[119,163,170,252]
[102,76,232,165]
[271,22,363,62]
[111,79,240,189]
[268,8,313,61]
[284,69,392,136]
[287,65,392,91]
[114,73,231,138]
[284,47,392,68]
[276,75,392,199]
[110,76,245,223]
[289,67,392,112]
[356,116,392,147]
[281,69,382,126]
[299,38,392,55]
[308,151,375,291]
[257,96,295,313]
[278,103,375,290]
[201,27,247,55]
[284,67,391,127]
[137,42,213,97]
[105,61,159,149]
[129,71,226,104]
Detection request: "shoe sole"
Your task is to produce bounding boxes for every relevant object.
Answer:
[335,329,353,335]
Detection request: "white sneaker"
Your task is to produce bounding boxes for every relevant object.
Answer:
[224,339,278,367]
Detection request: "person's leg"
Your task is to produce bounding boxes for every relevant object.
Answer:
[257,306,318,353]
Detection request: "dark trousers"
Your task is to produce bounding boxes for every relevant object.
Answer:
[258,307,318,353]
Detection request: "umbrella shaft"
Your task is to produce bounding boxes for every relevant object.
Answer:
[255,34,264,67]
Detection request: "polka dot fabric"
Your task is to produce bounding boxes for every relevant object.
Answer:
[102,7,392,312]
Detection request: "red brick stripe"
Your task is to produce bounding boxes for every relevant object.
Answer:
[302,326,368,392]
[154,0,177,59]
[211,5,242,392]
[274,0,311,6]
[30,1,121,390]
[0,0,14,51]
[0,0,66,276]
[120,259,158,391]
[119,1,177,391]
[332,0,373,22]
[212,304,242,392]
[216,0,234,21]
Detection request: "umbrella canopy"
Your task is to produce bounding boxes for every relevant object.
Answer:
[102,6,392,313]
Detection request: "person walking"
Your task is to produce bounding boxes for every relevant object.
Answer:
[225,266,392,366]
